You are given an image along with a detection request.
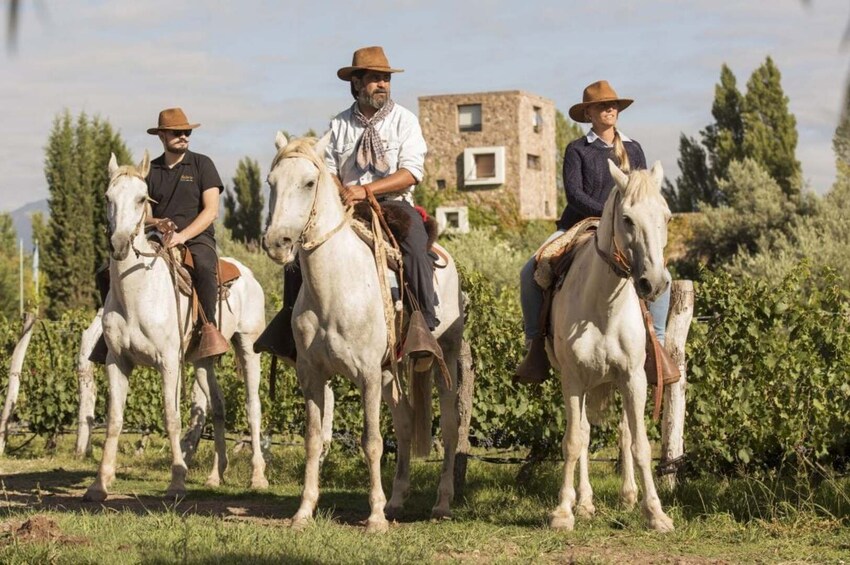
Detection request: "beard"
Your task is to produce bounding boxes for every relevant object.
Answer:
[360,90,389,110]
[166,144,188,155]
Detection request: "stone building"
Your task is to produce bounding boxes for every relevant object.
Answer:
[418,90,557,220]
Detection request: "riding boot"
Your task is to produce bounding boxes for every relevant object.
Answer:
[513,336,551,385]
[254,305,297,366]
[186,322,230,362]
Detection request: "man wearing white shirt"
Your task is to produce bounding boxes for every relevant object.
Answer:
[325,46,438,330]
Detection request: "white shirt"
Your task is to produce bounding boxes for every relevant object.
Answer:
[586,129,632,147]
[324,102,427,205]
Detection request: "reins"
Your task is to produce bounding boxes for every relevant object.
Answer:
[594,191,632,279]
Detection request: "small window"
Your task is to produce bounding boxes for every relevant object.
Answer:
[458,104,482,132]
[527,154,541,170]
[445,211,460,229]
[545,200,551,216]
[533,106,543,133]
[436,179,447,190]
[463,146,506,186]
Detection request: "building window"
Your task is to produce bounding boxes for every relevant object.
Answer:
[463,146,506,186]
[527,154,541,170]
[533,106,543,133]
[436,179,447,190]
[545,200,551,216]
[458,104,482,132]
[445,211,460,229]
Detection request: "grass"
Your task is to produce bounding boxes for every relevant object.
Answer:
[0,433,848,563]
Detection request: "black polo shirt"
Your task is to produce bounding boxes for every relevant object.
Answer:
[146,150,223,244]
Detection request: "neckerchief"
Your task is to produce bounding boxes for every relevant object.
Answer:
[352,99,395,176]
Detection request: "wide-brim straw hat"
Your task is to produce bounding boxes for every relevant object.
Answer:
[568,80,633,123]
[337,46,404,81]
[147,107,201,135]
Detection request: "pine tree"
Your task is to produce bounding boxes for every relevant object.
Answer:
[555,110,585,211]
[703,64,745,181]
[662,134,716,211]
[223,157,264,245]
[741,56,801,198]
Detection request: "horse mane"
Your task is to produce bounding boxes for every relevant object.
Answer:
[110,165,146,184]
[270,137,325,173]
[620,168,661,207]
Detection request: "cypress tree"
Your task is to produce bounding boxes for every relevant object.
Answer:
[663,134,717,211]
[223,157,264,245]
[0,213,18,317]
[741,56,801,198]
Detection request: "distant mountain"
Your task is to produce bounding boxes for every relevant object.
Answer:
[9,199,48,251]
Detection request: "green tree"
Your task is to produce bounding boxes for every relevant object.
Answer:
[662,134,715,212]
[741,56,801,198]
[555,109,585,211]
[41,111,131,318]
[0,213,19,317]
[223,157,264,245]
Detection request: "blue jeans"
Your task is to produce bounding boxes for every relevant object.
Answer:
[520,236,670,344]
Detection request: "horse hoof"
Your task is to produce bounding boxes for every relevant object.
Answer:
[384,505,403,521]
[82,488,107,503]
[365,517,389,534]
[576,503,596,519]
[165,487,186,500]
[250,477,269,490]
[430,507,452,521]
[205,476,221,488]
[291,514,313,531]
[549,513,575,531]
[620,490,638,510]
[648,513,675,533]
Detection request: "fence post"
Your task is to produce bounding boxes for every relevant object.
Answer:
[75,309,103,458]
[454,338,475,495]
[660,280,694,488]
[0,312,37,455]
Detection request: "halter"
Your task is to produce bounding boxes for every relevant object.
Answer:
[272,147,352,252]
[594,190,632,279]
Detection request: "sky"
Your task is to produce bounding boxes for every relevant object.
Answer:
[1,0,848,215]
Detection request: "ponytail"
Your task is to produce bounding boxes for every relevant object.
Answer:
[613,128,630,174]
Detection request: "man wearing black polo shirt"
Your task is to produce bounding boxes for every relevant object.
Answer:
[145,107,228,360]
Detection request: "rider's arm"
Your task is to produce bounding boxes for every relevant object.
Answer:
[168,188,219,247]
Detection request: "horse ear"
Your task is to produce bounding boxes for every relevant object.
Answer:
[650,160,664,186]
[139,150,151,178]
[608,159,629,189]
[313,130,331,159]
[108,153,119,178]
[275,131,288,151]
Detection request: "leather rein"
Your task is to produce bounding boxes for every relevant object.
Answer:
[594,191,632,279]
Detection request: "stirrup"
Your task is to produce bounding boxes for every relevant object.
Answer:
[186,322,230,362]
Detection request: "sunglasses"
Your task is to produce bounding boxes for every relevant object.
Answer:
[167,129,192,138]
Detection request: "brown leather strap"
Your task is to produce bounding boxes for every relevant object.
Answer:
[640,299,664,421]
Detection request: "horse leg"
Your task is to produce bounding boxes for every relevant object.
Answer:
[550,382,583,530]
[620,378,674,532]
[618,409,638,510]
[195,360,228,487]
[432,353,460,520]
[234,333,268,489]
[162,362,189,498]
[181,374,207,466]
[382,370,411,520]
[320,382,334,466]
[576,404,596,519]
[292,373,327,530]
[361,377,388,533]
[83,356,131,502]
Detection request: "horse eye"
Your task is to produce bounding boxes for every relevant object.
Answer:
[136,196,146,204]
[305,180,315,189]
[623,216,635,227]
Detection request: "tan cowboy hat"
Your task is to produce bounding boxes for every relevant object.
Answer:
[147,107,201,135]
[337,46,404,81]
[568,80,633,123]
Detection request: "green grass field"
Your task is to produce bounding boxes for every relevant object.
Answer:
[0,433,848,564]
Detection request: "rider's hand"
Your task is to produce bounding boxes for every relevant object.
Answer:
[342,185,367,207]
[167,231,187,249]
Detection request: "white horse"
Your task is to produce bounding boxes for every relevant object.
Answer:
[83,153,268,501]
[547,160,674,532]
[263,133,464,532]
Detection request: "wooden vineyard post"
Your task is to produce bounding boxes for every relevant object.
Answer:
[454,338,476,495]
[0,312,37,455]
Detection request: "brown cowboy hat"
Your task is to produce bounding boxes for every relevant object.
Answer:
[568,80,633,123]
[337,46,404,81]
[146,107,201,135]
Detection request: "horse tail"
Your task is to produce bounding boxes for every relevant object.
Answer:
[586,383,614,426]
[410,368,433,458]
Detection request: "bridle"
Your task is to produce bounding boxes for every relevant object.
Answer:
[270,148,352,252]
[594,190,632,279]
[106,171,158,260]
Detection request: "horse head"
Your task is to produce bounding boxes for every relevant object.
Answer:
[262,131,333,265]
[106,151,150,261]
[606,159,671,301]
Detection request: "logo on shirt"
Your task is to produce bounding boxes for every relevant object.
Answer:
[179,174,194,183]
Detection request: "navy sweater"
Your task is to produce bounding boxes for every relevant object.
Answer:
[556,136,647,231]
